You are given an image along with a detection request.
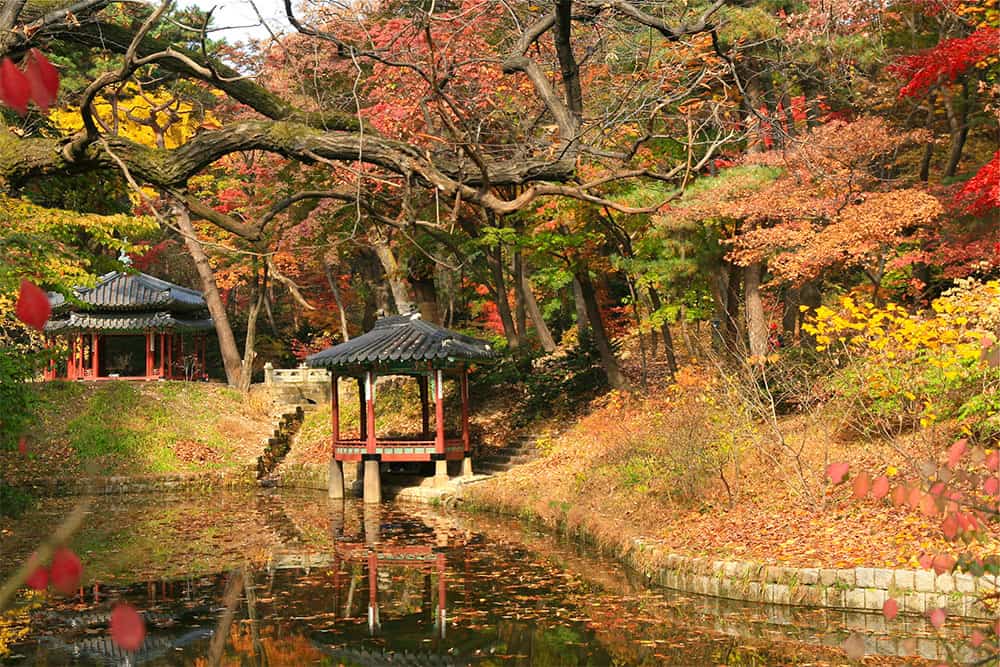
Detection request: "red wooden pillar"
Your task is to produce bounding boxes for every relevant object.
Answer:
[436,551,446,637]
[434,369,445,456]
[66,336,75,380]
[331,374,340,449]
[358,376,367,441]
[145,332,153,378]
[367,551,379,634]
[460,369,470,454]
[91,333,99,378]
[158,333,165,378]
[418,375,430,439]
[365,371,376,455]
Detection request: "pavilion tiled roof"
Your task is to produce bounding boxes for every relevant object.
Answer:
[306,312,495,370]
[44,311,214,334]
[49,271,207,313]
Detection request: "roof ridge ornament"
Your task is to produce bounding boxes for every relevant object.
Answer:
[117,239,133,267]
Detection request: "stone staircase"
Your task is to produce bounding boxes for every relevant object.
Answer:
[473,433,545,475]
[256,406,306,481]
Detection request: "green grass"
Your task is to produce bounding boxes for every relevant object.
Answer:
[24,381,268,476]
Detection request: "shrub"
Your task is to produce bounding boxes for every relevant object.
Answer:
[803,280,1000,439]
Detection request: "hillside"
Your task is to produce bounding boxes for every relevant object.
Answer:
[0,381,272,482]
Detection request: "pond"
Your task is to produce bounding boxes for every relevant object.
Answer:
[0,489,981,665]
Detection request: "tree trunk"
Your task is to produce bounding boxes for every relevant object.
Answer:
[799,280,822,348]
[943,82,970,178]
[647,286,678,375]
[512,249,528,348]
[781,285,799,339]
[487,244,519,349]
[722,262,741,355]
[323,258,350,341]
[744,262,768,358]
[520,261,557,353]
[575,270,628,390]
[571,276,590,341]
[371,237,414,314]
[238,267,265,393]
[174,203,244,387]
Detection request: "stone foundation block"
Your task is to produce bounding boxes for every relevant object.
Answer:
[856,567,875,588]
[914,569,936,592]
[845,587,867,609]
[953,573,975,594]
[865,588,887,611]
[935,573,955,593]
[873,568,894,589]
[797,568,819,585]
[894,569,915,591]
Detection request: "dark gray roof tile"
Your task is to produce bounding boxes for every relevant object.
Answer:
[306,313,495,370]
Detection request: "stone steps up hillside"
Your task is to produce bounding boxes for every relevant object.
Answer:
[257,406,306,481]
[473,433,547,475]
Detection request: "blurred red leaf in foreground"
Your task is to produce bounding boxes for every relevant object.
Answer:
[110,604,146,651]
[15,280,50,330]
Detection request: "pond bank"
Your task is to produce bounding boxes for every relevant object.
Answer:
[461,484,999,622]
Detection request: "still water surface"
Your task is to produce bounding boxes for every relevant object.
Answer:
[0,489,972,665]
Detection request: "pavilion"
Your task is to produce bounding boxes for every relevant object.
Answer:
[43,270,213,381]
[306,311,495,503]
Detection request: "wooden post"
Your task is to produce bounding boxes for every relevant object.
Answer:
[67,335,75,380]
[365,371,376,455]
[363,370,381,504]
[418,374,430,438]
[357,377,367,441]
[367,551,379,635]
[329,373,344,499]
[331,374,340,445]
[434,368,447,485]
[436,552,446,638]
[158,333,165,378]
[145,333,154,379]
[461,368,472,477]
[91,333,99,378]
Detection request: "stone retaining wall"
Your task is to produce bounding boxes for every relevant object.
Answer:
[465,498,998,622]
[634,548,997,620]
[8,467,258,496]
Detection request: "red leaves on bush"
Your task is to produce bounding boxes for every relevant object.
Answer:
[0,58,30,114]
[986,450,999,472]
[941,513,960,541]
[110,603,146,651]
[931,554,955,575]
[919,553,935,570]
[50,547,82,594]
[928,606,946,629]
[891,484,906,507]
[984,476,999,497]
[946,438,968,469]
[0,51,59,115]
[16,280,51,330]
[852,472,870,498]
[25,49,59,112]
[25,565,48,591]
[871,475,890,499]
[891,28,1000,98]
[882,597,898,621]
[826,462,849,485]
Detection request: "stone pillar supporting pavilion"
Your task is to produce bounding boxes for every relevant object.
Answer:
[306,311,495,504]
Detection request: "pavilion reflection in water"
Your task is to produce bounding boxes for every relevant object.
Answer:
[266,501,463,641]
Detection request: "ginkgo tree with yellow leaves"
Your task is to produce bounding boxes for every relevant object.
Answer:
[49,83,220,150]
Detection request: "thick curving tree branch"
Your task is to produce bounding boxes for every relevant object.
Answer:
[52,20,361,132]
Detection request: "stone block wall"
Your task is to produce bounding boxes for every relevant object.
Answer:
[630,549,997,620]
